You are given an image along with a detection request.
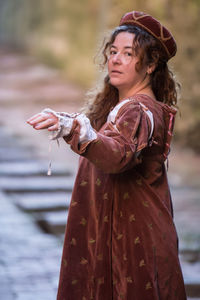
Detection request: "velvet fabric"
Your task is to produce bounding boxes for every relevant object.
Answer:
[119,11,177,60]
[57,94,186,300]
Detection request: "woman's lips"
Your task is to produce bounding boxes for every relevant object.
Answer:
[111,70,122,74]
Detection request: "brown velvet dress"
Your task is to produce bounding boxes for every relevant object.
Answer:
[57,94,186,300]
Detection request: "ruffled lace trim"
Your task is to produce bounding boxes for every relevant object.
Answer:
[42,108,97,176]
[42,108,97,143]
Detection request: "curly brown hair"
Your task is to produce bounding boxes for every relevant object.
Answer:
[84,25,180,130]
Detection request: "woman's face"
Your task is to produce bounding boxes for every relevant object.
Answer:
[108,32,148,96]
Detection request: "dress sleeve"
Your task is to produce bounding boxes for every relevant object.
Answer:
[64,101,152,174]
[42,108,97,143]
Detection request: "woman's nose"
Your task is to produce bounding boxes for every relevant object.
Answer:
[112,53,122,64]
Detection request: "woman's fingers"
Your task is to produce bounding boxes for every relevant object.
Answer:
[27,111,59,131]
[28,113,50,126]
[27,113,47,124]
[27,113,58,130]
[48,124,59,131]
[27,114,39,123]
[34,118,57,130]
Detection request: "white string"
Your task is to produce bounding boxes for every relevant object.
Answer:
[47,138,60,176]
[47,140,53,176]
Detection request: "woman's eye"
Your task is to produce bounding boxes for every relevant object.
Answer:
[125,52,132,56]
[110,50,117,55]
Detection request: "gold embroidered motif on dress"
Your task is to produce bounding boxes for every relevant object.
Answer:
[63,259,67,267]
[139,259,145,267]
[142,201,149,207]
[97,254,103,261]
[98,277,104,285]
[145,282,152,290]
[134,237,140,244]
[123,192,130,200]
[126,276,133,283]
[70,238,77,246]
[113,255,117,262]
[103,193,108,200]
[80,257,88,265]
[103,215,108,222]
[89,239,96,244]
[71,200,78,207]
[136,178,142,186]
[148,223,153,230]
[129,214,136,222]
[113,279,117,285]
[117,233,123,240]
[96,178,101,186]
[123,254,127,261]
[95,139,102,145]
[113,148,119,153]
[119,293,125,299]
[80,180,88,187]
[80,217,87,226]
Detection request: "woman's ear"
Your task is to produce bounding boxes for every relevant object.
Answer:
[147,63,156,75]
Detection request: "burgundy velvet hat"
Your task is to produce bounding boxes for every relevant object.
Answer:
[119,11,177,60]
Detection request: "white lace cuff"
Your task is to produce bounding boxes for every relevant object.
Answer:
[76,114,97,143]
[42,108,97,143]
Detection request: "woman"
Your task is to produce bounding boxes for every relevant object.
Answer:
[27,11,187,300]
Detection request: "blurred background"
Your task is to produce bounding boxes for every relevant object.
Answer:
[0,0,200,148]
[0,0,200,299]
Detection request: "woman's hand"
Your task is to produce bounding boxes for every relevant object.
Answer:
[27,112,59,131]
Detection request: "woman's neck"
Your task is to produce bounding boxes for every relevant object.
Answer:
[118,80,156,102]
[118,77,156,102]
[119,89,155,102]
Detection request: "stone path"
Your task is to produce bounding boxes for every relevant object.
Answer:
[0,48,81,299]
[0,48,200,299]
[0,128,63,300]
[0,191,62,300]
[0,126,73,299]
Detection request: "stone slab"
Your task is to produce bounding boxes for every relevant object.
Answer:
[180,248,200,263]
[0,176,74,192]
[11,192,71,212]
[0,191,62,299]
[0,147,36,162]
[0,161,71,176]
[35,211,68,234]
[186,284,200,298]
[180,259,200,297]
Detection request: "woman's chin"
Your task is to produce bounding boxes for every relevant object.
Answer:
[109,79,123,89]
